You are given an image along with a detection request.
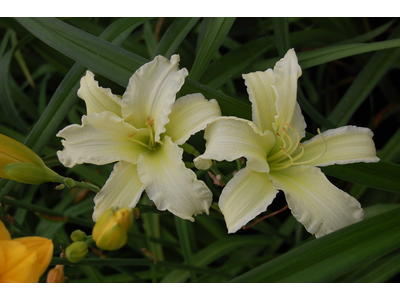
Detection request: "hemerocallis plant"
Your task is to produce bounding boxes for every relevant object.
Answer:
[0,220,53,283]
[57,55,221,221]
[195,49,380,238]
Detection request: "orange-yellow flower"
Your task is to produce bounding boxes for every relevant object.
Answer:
[0,219,53,283]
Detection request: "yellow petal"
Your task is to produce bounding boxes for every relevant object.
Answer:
[14,236,53,277]
[0,240,41,283]
[0,220,11,241]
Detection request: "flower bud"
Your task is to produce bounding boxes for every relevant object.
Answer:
[0,133,63,184]
[65,241,88,263]
[92,207,133,251]
[70,230,87,242]
[47,265,66,283]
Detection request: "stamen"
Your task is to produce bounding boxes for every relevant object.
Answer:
[292,128,327,165]
[269,147,294,171]
[268,133,287,162]
[126,134,153,150]
[146,116,155,148]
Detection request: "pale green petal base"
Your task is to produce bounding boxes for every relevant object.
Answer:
[194,117,275,173]
[57,111,148,168]
[137,136,212,221]
[297,125,380,167]
[219,167,278,233]
[93,161,144,221]
[270,165,364,238]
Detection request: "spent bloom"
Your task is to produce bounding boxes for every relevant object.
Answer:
[57,55,221,221]
[0,219,53,283]
[195,49,379,238]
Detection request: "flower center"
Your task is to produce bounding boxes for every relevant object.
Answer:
[268,123,327,171]
[126,116,157,150]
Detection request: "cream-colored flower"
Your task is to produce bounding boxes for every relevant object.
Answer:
[57,55,221,221]
[195,49,379,238]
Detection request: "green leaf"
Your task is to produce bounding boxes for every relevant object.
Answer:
[190,17,236,82]
[230,207,400,282]
[321,161,400,194]
[272,17,290,57]
[16,17,251,119]
[153,17,200,58]
[328,26,400,126]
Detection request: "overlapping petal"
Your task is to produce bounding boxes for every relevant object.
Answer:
[270,165,364,238]
[122,55,188,142]
[0,220,11,240]
[219,167,278,233]
[13,236,54,276]
[272,49,305,138]
[93,161,144,221]
[194,117,275,172]
[164,93,221,145]
[295,126,380,167]
[57,111,149,168]
[243,69,276,133]
[78,70,122,117]
[0,240,40,283]
[137,136,212,221]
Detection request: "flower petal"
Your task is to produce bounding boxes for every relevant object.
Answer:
[194,117,275,172]
[57,111,148,168]
[137,136,212,221]
[0,240,40,283]
[269,165,364,238]
[122,55,188,143]
[164,93,221,145]
[13,236,53,277]
[219,167,278,233]
[295,126,380,167]
[0,220,11,241]
[77,70,122,117]
[243,69,276,133]
[272,49,306,138]
[93,161,144,221]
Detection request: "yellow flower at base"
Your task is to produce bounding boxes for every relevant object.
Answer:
[92,207,133,251]
[0,220,53,283]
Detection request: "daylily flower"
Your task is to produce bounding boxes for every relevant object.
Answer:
[57,55,221,221]
[0,219,53,283]
[194,49,379,238]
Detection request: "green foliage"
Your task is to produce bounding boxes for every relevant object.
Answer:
[0,17,399,283]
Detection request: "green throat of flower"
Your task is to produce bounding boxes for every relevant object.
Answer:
[268,123,327,171]
[126,116,157,151]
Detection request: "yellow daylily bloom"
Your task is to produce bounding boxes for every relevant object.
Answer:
[0,219,53,283]
[195,49,380,238]
[0,133,63,184]
[57,55,221,221]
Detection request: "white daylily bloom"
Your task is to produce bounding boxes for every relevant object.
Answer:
[57,55,221,221]
[195,49,379,238]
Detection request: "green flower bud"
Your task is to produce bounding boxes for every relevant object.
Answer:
[92,207,134,251]
[5,162,63,185]
[0,133,64,185]
[65,241,89,263]
[70,230,87,242]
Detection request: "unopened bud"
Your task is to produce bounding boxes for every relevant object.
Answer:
[70,230,87,242]
[92,207,134,251]
[47,265,65,283]
[5,162,63,185]
[65,241,88,263]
